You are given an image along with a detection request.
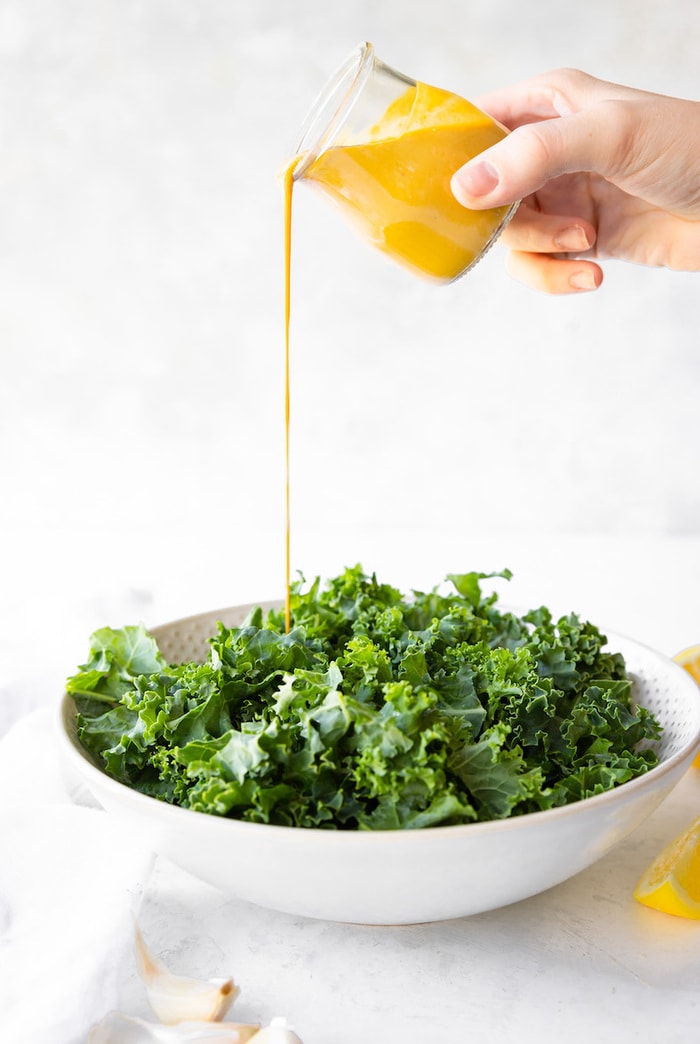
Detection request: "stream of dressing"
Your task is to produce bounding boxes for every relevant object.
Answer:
[283,161,296,634]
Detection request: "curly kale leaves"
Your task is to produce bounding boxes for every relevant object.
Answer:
[67,566,661,830]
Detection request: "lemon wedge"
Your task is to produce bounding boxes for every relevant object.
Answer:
[673,645,700,767]
[633,815,700,918]
[674,644,700,685]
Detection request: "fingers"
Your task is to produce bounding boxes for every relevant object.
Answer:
[498,203,601,293]
[500,204,597,256]
[472,68,633,125]
[505,251,604,294]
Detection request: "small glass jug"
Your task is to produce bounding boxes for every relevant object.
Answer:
[288,42,517,284]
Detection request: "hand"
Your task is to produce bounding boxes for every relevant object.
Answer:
[451,68,700,293]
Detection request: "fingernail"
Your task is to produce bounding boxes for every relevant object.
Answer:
[554,226,590,252]
[569,269,598,291]
[452,160,500,199]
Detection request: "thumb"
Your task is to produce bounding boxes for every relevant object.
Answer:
[451,105,623,208]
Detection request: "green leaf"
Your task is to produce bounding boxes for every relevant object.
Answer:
[67,624,165,703]
[446,568,512,607]
[448,724,545,819]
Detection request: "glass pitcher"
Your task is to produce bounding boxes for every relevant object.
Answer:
[288,41,518,284]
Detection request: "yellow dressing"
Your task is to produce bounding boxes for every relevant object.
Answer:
[282,159,297,634]
[304,82,512,283]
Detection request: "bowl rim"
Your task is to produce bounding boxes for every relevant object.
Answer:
[57,605,700,844]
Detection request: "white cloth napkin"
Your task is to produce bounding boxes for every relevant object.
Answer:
[0,709,154,1044]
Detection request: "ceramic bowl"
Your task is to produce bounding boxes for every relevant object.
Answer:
[57,603,700,925]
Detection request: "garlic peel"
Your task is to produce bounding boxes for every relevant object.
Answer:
[248,1016,304,1043]
[135,925,239,1024]
[89,1012,260,1043]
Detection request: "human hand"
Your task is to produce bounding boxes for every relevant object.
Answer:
[451,69,700,293]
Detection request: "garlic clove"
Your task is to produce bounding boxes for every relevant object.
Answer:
[134,925,239,1024]
[172,1022,260,1043]
[89,1012,260,1043]
[248,1016,304,1044]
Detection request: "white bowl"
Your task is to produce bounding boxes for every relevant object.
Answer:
[58,603,700,924]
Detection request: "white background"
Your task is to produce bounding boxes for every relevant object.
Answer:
[1,0,699,731]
